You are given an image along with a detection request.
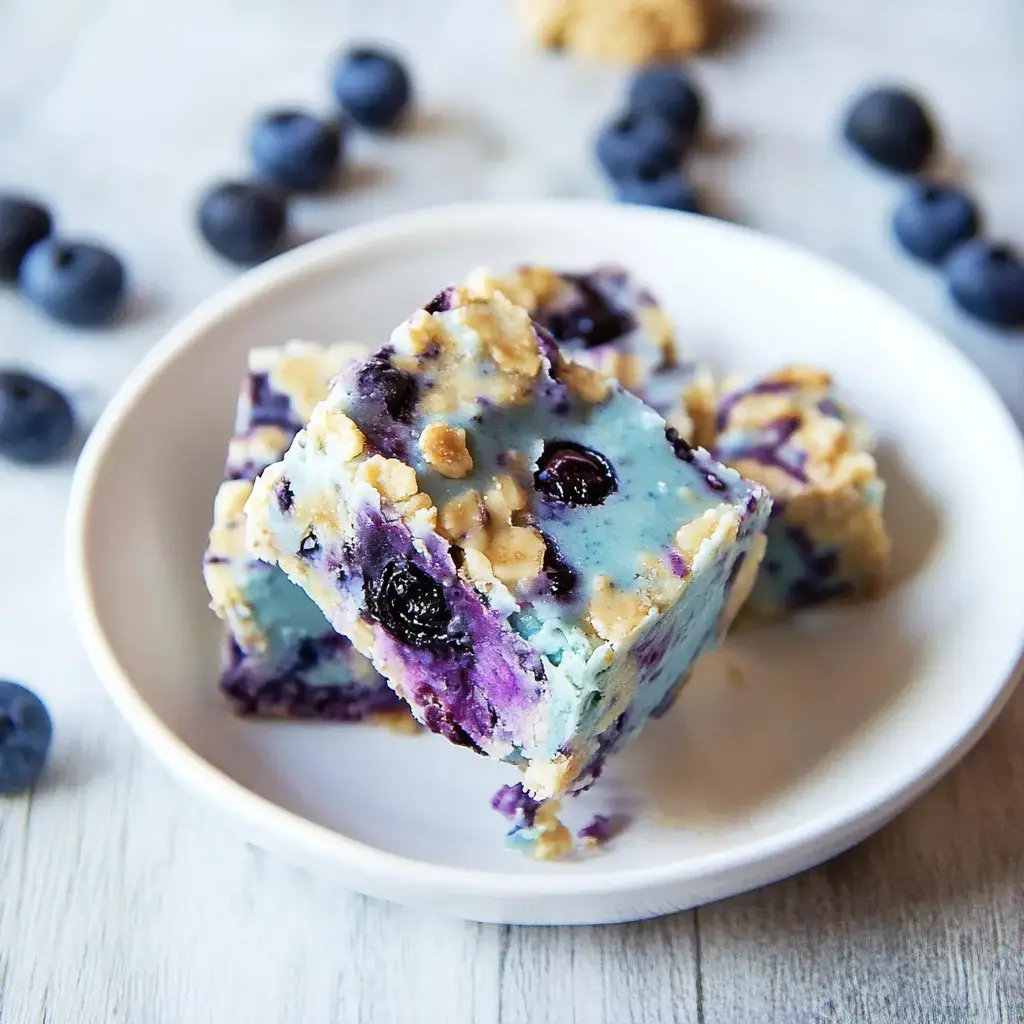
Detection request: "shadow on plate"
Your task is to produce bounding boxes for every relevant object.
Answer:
[873,440,943,588]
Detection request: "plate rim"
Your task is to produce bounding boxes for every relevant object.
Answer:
[66,199,1024,906]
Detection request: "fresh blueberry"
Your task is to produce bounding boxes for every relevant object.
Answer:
[197,181,288,264]
[628,65,703,140]
[19,240,125,327]
[946,240,1024,328]
[0,371,75,464]
[0,681,53,795]
[0,196,53,282]
[596,111,684,182]
[535,442,617,507]
[331,46,412,130]
[842,85,936,174]
[615,168,701,213]
[249,110,344,192]
[365,559,453,649]
[892,182,979,263]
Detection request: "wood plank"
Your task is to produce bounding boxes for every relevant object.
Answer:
[697,685,1024,1024]
[498,918,699,1024]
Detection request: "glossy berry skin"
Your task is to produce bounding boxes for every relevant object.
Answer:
[366,559,453,650]
[0,196,53,282]
[331,46,412,130]
[615,169,700,213]
[0,371,76,464]
[197,181,288,265]
[628,65,703,140]
[946,240,1024,329]
[596,111,684,182]
[534,442,617,507]
[892,183,979,264]
[842,86,936,173]
[249,110,343,192]
[0,681,53,795]
[19,240,125,327]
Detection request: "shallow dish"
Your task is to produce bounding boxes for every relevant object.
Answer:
[67,201,1024,925]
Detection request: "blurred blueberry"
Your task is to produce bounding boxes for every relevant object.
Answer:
[842,85,936,173]
[0,195,53,282]
[250,110,344,192]
[197,181,288,264]
[946,240,1024,329]
[331,46,412,130]
[0,681,53,795]
[19,240,126,327]
[615,169,701,213]
[0,371,75,464]
[628,65,703,140]
[596,111,684,182]
[892,182,979,263]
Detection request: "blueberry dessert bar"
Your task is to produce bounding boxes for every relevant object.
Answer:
[203,341,403,720]
[712,365,890,617]
[245,291,770,797]
[460,265,677,393]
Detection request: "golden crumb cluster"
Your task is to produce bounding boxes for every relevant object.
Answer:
[439,475,547,589]
[515,0,716,63]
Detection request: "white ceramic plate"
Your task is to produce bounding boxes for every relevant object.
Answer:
[67,202,1024,925]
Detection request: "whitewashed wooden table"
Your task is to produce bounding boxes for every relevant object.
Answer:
[1,1,1022,1021]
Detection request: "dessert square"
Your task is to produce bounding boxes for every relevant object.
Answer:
[245,291,770,797]
[711,365,890,617]
[203,341,403,720]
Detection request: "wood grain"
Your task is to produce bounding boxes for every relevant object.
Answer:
[0,0,1022,1021]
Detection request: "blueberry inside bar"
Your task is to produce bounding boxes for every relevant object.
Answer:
[203,341,403,720]
[711,365,890,617]
[460,264,677,392]
[245,292,771,798]
[463,265,722,447]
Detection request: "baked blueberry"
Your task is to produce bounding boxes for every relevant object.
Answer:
[365,559,452,649]
[596,111,684,182]
[19,239,125,326]
[331,46,412,130]
[0,371,75,464]
[197,181,288,264]
[615,168,700,213]
[946,240,1024,328]
[357,350,418,422]
[0,681,53,795]
[535,442,617,507]
[665,425,694,462]
[893,183,979,263]
[542,541,578,599]
[544,275,633,349]
[249,110,344,192]
[0,196,53,282]
[628,65,703,140]
[842,85,936,174]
